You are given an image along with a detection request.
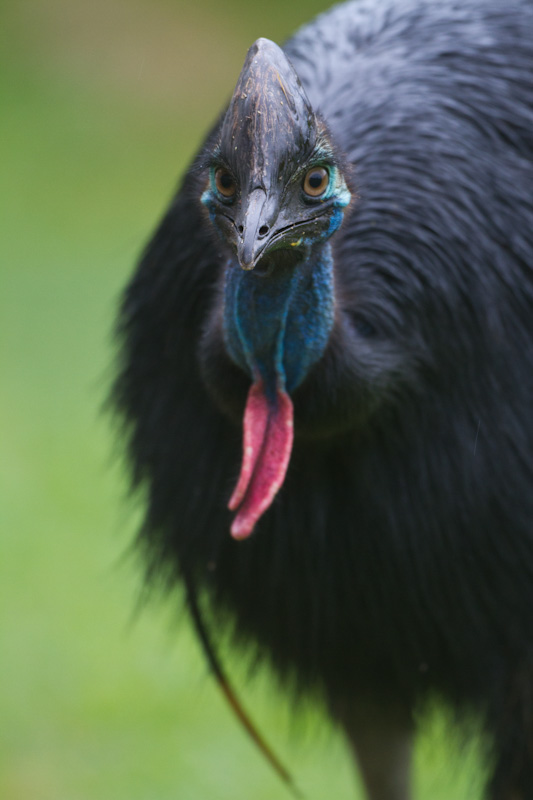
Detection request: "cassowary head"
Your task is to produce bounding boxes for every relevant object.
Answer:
[200,39,352,540]
[201,38,351,271]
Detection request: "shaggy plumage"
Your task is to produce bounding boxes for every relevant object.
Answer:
[113,1,533,797]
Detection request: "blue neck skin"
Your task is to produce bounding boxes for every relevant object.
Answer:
[223,242,336,404]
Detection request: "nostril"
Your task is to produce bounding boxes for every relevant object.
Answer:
[237,225,244,235]
[258,225,269,237]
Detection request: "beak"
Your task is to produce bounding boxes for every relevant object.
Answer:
[236,188,272,270]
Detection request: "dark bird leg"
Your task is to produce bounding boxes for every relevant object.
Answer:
[332,697,414,800]
[486,660,533,800]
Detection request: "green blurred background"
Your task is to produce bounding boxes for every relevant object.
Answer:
[1,1,485,797]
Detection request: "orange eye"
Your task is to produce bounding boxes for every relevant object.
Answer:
[303,166,329,197]
[215,168,236,198]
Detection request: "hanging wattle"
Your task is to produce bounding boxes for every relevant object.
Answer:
[228,380,294,539]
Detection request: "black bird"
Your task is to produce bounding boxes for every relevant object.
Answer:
[113,0,533,797]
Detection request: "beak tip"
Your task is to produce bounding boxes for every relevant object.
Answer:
[237,251,255,270]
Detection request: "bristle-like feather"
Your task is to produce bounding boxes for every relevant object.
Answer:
[182,567,304,799]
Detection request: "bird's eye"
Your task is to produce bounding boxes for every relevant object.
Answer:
[215,168,236,198]
[303,167,329,197]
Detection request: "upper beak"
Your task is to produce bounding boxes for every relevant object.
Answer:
[236,188,272,270]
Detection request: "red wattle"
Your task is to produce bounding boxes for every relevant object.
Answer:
[228,381,294,540]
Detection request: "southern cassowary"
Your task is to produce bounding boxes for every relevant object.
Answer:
[112,0,533,797]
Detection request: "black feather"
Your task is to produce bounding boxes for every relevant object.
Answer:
[113,0,533,796]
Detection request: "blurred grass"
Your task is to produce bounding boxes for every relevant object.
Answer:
[1,1,485,798]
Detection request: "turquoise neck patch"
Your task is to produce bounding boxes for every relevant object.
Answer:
[223,243,335,401]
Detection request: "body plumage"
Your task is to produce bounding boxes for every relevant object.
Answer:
[113,1,533,797]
